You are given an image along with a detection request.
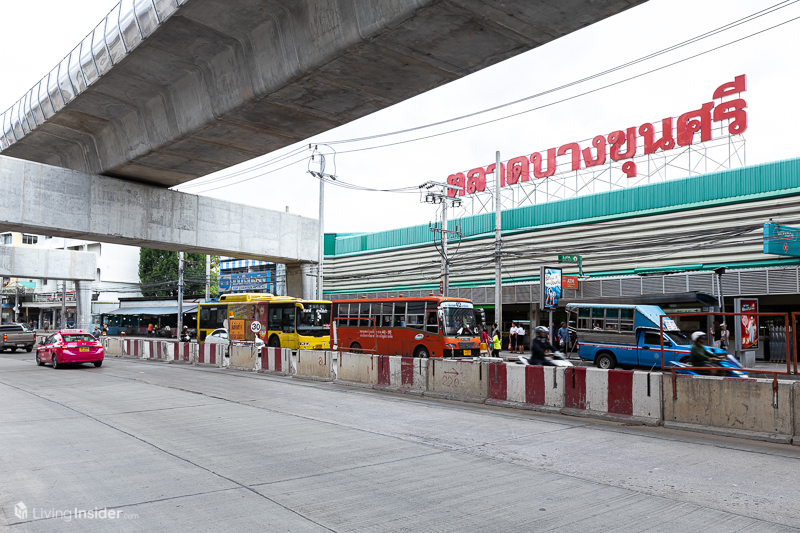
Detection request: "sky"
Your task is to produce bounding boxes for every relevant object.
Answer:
[2,0,799,234]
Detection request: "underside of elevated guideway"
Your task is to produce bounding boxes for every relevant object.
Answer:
[0,0,646,186]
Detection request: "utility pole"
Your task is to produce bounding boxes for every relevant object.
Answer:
[494,151,502,334]
[307,147,337,301]
[177,252,184,337]
[420,181,462,296]
[60,282,66,329]
[205,254,211,301]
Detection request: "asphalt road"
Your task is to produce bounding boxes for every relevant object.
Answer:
[1,353,799,532]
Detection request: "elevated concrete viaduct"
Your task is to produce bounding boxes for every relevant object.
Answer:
[0,0,646,186]
[0,156,318,297]
[0,246,96,281]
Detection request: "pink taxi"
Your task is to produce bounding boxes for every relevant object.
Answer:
[36,330,104,369]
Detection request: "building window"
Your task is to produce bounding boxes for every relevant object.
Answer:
[22,235,37,245]
[1,234,11,245]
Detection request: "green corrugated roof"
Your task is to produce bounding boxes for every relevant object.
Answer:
[325,158,800,257]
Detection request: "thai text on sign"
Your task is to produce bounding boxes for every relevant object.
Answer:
[446,76,747,195]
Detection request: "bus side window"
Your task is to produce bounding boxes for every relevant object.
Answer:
[283,306,295,333]
[269,306,283,332]
[620,309,634,331]
[394,303,406,327]
[407,302,425,330]
[591,308,604,330]
[359,303,371,327]
[381,302,393,327]
[425,310,438,334]
[606,308,619,331]
[577,308,591,330]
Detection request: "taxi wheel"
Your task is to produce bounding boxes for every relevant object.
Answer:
[52,355,60,369]
[94,361,103,368]
[36,353,44,366]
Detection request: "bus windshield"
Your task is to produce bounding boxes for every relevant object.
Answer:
[297,303,331,337]
[442,306,477,336]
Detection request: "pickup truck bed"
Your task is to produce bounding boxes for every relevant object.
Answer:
[0,324,36,352]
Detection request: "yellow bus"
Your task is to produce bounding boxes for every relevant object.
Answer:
[197,293,331,350]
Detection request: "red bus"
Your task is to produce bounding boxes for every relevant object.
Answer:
[332,296,482,358]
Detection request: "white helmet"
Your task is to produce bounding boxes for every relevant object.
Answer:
[535,326,549,335]
[691,331,707,342]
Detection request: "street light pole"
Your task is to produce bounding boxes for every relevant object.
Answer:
[307,148,336,301]
[177,252,184,337]
[494,151,502,334]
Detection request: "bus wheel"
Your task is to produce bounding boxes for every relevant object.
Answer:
[595,352,616,370]
[414,345,430,359]
[349,342,362,353]
[268,335,281,348]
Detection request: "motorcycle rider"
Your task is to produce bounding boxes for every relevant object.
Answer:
[180,325,191,342]
[690,331,721,373]
[529,326,556,366]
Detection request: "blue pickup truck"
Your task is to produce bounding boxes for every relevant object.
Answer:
[565,303,727,369]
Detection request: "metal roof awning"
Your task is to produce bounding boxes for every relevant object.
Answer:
[558,292,719,307]
[104,305,198,316]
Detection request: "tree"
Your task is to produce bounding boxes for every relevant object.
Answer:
[138,249,219,297]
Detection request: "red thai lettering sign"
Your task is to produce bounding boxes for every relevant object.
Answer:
[563,276,579,290]
[447,76,748,195]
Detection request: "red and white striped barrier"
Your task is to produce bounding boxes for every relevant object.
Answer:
[197,343,226,367]
[486,364,565,412]
[124,339,141,358]
[172,342,193,364]
[258,347,291,375]
[374,355,428,394]
[562,367,661,424]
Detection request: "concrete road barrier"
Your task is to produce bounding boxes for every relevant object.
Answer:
[381,356,428,394]
[425,359,487,403]
[229,345,257,371]
[561,368,661,425]
[487,364,564,412]
[104,337,123,356]
[172,342,194,364]
[295,350,334,381]
[258,347,290,375]
[124,339,141,359]
[197,343,226,367]
[663,374,795,443]
[337,352,377,386]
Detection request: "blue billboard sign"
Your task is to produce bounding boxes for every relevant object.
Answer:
[218,272,274,293]
[764,223,800,257]
[540,266,562,310]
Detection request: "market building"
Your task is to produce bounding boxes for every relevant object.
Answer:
[323,158,800,361]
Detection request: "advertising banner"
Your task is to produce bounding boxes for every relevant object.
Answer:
[540,266,562,310]
[219,272,273,293]
[763,223,800,257]
[734,298,759,351]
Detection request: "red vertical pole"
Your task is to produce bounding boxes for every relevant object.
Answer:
[660,315,665,369]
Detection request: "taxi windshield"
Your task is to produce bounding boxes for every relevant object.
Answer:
[61,334,96,343]
[442,307,477,336]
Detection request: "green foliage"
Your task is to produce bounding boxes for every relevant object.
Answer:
[138,249,220,297]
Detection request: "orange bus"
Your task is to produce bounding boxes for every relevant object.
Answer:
[332,296,482,358]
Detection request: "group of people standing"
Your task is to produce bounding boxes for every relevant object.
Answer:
[481,322,568,357]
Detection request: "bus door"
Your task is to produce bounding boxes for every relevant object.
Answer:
[267,303,298,349]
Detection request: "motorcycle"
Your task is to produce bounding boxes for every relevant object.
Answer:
[517,351,574,367]
[669,354,747,377]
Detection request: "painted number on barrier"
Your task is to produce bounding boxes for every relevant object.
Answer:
[441,369,460,388]
[318,357,324,366]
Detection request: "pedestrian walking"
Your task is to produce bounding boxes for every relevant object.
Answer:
[557,322,569,352]
[509,322,518,354]
[720,323,729,351]
[147,323,154,337]
[713,323,722,348]
[492,329,501,357]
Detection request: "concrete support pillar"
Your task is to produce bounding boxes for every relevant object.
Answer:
[285,264,316,299]
[75,281,91,332]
